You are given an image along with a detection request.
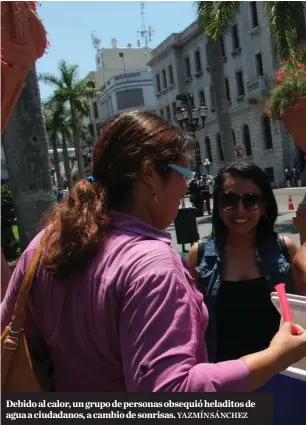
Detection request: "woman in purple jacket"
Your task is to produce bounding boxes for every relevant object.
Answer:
[2,111,306,392]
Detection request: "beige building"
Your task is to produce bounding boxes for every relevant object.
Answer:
[148,2,305,187]
[95,39,152,90]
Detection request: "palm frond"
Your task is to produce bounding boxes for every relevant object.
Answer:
[58,59,79,88]
[73,97,89,116]
[197,1,240,39]
[265,1,305,60]
[38,73,62,88]
[290,40,306,63]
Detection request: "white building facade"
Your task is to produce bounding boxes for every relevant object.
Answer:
[98,70,156,122]
[148,2,304,187]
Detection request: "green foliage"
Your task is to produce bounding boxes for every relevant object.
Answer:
[196,1,306,61]
[265,2,306,61]
[1,184,19,261]
[197,1,240,40]
[1,184,16,227]
[43,100,73,145]
[40,60,96,155]
[267,59,306,120]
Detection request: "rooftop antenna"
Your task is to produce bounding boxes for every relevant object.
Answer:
[137,1,154,49]
[91,31,101,51]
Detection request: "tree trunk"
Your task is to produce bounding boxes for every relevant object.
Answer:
[88,104,97,142]
[207,38,235,162]
[51,134,63,190]
[2,68,54,251]
[70,103,85,179]
[62,135,73,190]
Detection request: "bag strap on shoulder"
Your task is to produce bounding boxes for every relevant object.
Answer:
[197,239,205,268]
[9,233,48,333]
[276,233,290,264]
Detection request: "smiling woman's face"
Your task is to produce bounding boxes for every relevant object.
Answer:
[218,174,265,235]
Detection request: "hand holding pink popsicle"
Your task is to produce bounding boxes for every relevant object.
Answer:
[274,283,298,335]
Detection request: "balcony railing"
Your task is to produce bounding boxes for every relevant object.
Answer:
[247,75,270,100]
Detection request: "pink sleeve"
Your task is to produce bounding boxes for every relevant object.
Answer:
[120,269,249,392]
[1,249,12,301]
[1,252,27,332]
[1,245,50,360]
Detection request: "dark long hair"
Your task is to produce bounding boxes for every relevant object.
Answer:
[211,162,278,245]
[43,110,191,280]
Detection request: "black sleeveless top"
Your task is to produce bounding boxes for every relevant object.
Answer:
[215,277,281,362]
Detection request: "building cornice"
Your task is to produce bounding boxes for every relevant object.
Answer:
[99,79,153,101]
[148,20,203,66]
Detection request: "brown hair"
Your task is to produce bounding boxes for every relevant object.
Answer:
[43,110,191,279]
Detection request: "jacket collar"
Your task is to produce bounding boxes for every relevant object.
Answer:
[111,210,172,245]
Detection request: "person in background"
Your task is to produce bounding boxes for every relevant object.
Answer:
[189,174,204,216]
[293,165,300,187]
[188,162,305,363]
[200,175,212,215]
[56,189,64,203]
[2,112,306,392]
[285,166,291,187]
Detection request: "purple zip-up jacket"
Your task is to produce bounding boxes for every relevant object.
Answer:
[1,211,249,392]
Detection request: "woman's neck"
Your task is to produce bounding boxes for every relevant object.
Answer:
[226,231,257,249]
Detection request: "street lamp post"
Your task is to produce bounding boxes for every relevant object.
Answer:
[175,93,208,174]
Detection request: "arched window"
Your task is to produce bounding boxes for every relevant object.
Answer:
[262,114,273,149]
[242,124,252,156]
[205,136,213,163]
[232,129,236,146]
[216,133,224,161]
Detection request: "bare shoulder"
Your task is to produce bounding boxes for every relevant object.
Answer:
[187,242,199,268]
[293,242,306,271]
[291,242,306,295]
[283,235,299,260]
[187,242,199,281]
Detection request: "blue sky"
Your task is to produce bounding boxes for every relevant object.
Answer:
[37,1,197,100]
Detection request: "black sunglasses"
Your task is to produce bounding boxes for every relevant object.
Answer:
[219,192,262,211]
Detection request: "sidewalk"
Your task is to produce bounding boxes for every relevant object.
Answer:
[274,187,305,193]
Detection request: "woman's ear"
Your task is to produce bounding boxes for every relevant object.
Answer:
[139,160,154,187]
[139,160,160,193]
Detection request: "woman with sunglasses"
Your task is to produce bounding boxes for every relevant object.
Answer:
[2,113,306,392]
[188,162,306,364]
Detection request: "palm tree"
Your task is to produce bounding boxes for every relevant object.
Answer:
[84,78,99,142]
[196,1,306,162]
[197,2,235,162]
[197,2,306,61]
[2,68,54,250]
[43,100,74,190]
[43,103,62,190]
[39,60,95,179]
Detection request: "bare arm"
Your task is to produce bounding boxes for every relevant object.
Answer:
[292,242,306,296]
[187,242,199,282]
[284,236,306,295]
[242,322,306,391]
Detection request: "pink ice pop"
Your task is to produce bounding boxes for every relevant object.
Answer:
[274,283,298,335]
